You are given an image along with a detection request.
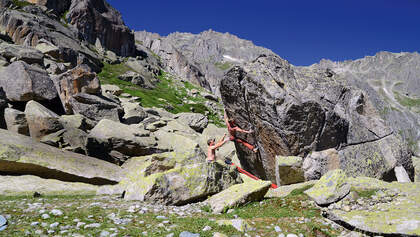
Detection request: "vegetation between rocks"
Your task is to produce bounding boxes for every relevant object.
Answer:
[98,62,224,126]
[0,188,346,237]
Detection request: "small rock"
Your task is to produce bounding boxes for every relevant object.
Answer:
[287,234,298,237]
[50,209,63,216]
[76,222,86,228]
[49,222,59,228]
[41,214,50,219]
[156,215,167,219]
[100,230,110,237]
[30,222,39,226]
[203,225,212,231]
[274,226,282,232]
[84,223,101,229]
[179,231,200,237]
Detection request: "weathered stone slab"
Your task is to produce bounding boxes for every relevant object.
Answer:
[0,175,98,196]
[122,161,242,205]
[4,108,29,135]
[265,180,317,198]
[0,128,122,184]
[304,169,350,206]
[25,100,63,140]
[206,179,271,213]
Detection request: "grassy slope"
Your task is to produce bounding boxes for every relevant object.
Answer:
[97,62,224,127]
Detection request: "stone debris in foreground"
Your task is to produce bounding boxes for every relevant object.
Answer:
[325,177,420,236]
[206,179,271,213]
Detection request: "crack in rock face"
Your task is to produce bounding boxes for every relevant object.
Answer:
[220,54,413,184]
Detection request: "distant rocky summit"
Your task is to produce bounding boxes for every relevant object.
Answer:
[135,30,274,93]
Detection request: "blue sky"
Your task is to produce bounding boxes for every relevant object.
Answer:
[108,0,420,66]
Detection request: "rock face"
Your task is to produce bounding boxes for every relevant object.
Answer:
[310,52,420,156]
[0,7,100,70]
[0,128,122,184]
[26,0,71,15]
[206,179,271,213]
[67,0,135,56]
[135,30,274,94]
[220,54,413,183]
[303,149,341,181]
[275,156,304,185]
[122,160,242,205]
[0,61,57,102]
[24,100,63,140]
[0,43,44,65]
[52,64,101,114]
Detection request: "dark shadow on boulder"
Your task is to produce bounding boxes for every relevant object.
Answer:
[0,160,117,185]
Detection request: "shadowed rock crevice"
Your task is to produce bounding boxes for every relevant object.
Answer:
[0,160,117,185]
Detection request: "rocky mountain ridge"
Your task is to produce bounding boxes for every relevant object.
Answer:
[0,0,418,236]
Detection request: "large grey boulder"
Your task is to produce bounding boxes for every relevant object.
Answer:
[0,128,122,184]
[121,101,148,125]
[0,43,44,65]
[206,179,271,213]
[59,114,96,131]
[175,112,209,133]
[41,128,89,154]
[69,93,122,122]
[87,119,158,164]
[4,108,29,135]
[304,169,351,206]
[0,61,57,102]
[52,64,101,114]
[24,100,63,140]
[220,55,413,183]
[123,161,242,205]
[67,0,135,56]
[0,175,98,196]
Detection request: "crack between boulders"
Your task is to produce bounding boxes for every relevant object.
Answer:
[341,131,393,148]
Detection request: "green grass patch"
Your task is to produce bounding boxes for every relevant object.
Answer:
[288,184,314,197]
[11,0,32,8]
[350,188,379,198]
[98,62,224,126]
[393,91,420,110]
[215,62,233,71]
